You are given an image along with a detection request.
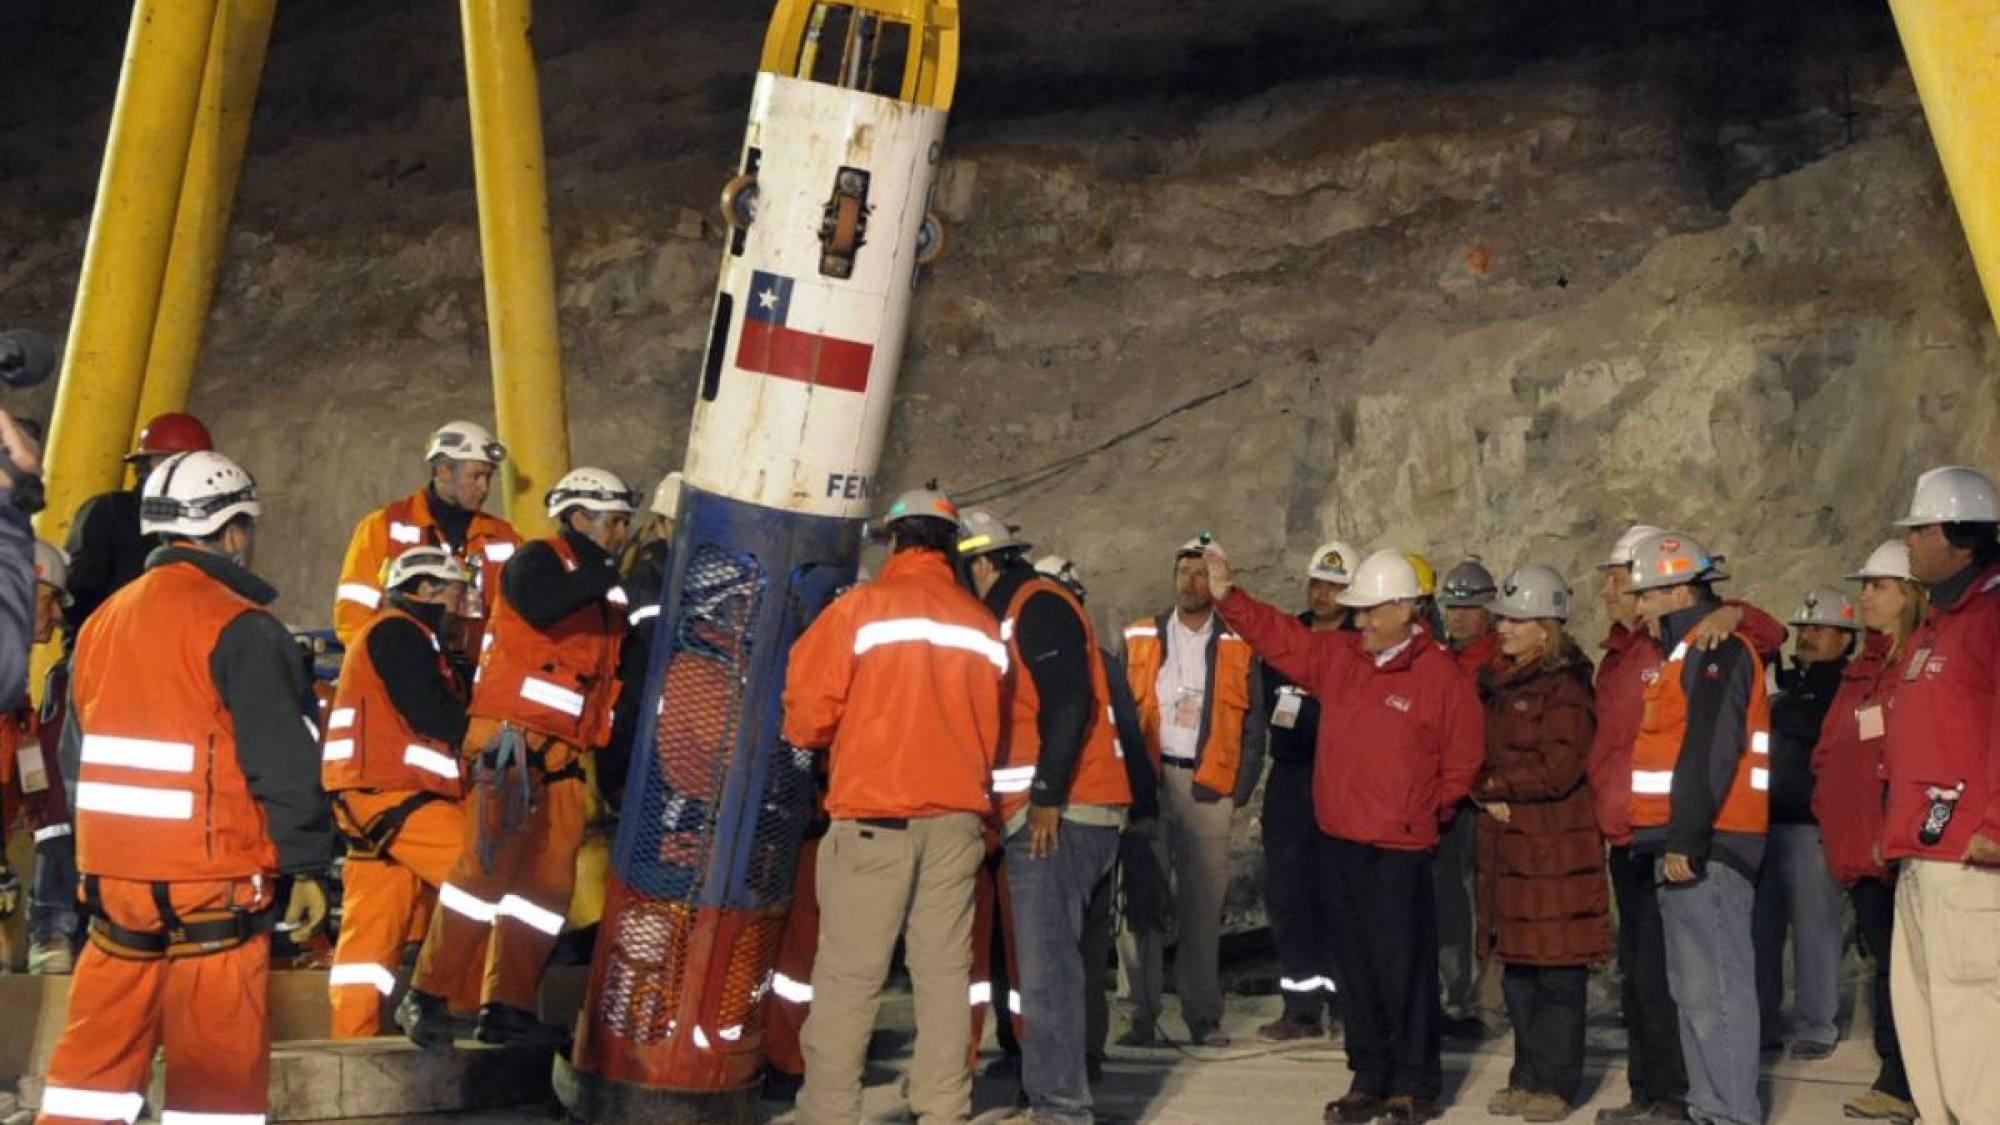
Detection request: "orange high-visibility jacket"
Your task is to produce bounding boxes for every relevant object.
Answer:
[471,535,625,750]
[1630,634,1772,835]
[70,562,277,881]
[322,607,466,797]
[990,576,1131,821]
[333,488,521,646]
[1123,614,1258,801]
[782,549,1004,820]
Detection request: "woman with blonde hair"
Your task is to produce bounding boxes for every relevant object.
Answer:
[1810,541,1928,1123]
[1474,565,1612,1122]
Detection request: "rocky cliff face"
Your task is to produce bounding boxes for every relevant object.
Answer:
[1,0,1994,920]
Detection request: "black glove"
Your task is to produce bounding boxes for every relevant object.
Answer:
[1115,821,1171,935]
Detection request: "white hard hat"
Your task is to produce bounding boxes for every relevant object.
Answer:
[1789,585,1860,631]
[957,507,1031,559]
[1847,539,1914,582]
[1178,533,1219,559]
[425,420,506,466]
[650,471,684,520]
[1335,549,1424,609]
[1491,565,1571,622]
[1306,540,1358,584]
[1601,524,1664,570]
[1625,530,1722,593]
[545,467,639,519]
[1896,466,2000,527]
[1034,554,1086,599]
[386,545,472,591]
[1439,559,1498,609]
[33,540,71,607]
[882,487,960,528]
[140,451,262,538]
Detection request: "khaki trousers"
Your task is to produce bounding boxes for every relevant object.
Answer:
[1891,858,2000,1125]
[1125,762,1233,1030]
[799,812,984,1125]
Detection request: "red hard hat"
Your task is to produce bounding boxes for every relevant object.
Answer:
[127,412,214,461]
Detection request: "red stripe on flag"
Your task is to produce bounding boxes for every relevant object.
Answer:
[736,319,873,393]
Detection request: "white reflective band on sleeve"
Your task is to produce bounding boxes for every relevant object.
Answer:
[1000,618,1017,644]
[771,972,814,1004]
[520,677,587,717]
[161,1112,267,1125]
[402,745,461,780]
[692,1025,711,1049]
[328,962,398,995]
[1124,626,1158,639]
[991,765,1036,794]
[607,586,630,607]
[1668,641,1689,662]
[34,823,73,843]
[388,522,423,545]
[302,716,320,742]
[40,1087,145,1123]
[628,605,660,627]
[1750,731,1770,755]
[719,1024,744,1041]
[498,894,565,935]
[80,735,195,773]
[968,981,993,1006]
[439,883,498,923]
[1750,767,1770,791]
[328,708,356,731]
[1007,989,1023,1015]
[853,618,1009,673]
[322,739,355,763]
[338,583,384,609]
[76,781,193,820]
[1631,770,1675,795]
[485,542,516,563]
[1279,976,1334,993]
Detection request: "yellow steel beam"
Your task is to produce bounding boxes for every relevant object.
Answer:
[1890,1,2000,337]
[37,0,221,547]
[134,0,278,444]
[460,0,569,537]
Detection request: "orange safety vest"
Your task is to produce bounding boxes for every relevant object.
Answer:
[333,488,522,645]
[322,606,466,798]
[1122,614,1255,799]
[70,562,277,881]
[990,578,1133,821]
[472,535,624,749]
[1630,633,1772,835]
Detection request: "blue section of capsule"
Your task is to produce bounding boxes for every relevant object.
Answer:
[610,486,859,911]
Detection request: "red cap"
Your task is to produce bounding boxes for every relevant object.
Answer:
[128,413,214,461]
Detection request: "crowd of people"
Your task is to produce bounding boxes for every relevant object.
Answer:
[1,407,1997,1125]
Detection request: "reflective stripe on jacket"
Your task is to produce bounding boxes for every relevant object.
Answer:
[323,607,466,797]
[992,577,1131,821]
[1122,613,1261,803]
[1630,633,1771,838]
[472,535,624,749]
[333,488,520,646]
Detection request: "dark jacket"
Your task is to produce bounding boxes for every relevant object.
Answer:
[1474,649,1612,966]
[1263,611,1325,766]
[982,564,1095,808]
[0,504,31,709]
[1767,656,1845,824]
[60,489,154,650]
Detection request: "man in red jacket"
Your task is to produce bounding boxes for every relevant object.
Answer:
[1211,546,1481,1125]
[1883,466,2000,1123]
[1586,525,1784,1125]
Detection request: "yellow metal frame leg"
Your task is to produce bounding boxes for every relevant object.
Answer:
[135,0,279,443]
[460,0,570,537]
[1890,1,2000,337]
[37,0,222,547]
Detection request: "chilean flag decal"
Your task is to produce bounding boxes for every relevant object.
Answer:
[736,270,875,393]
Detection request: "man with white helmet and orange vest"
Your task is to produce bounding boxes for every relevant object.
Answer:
[957,508,1130,1123]
[1118,534,1267,1049]
[37,451,334,1125]
[1624,530,1771,1125]
[781,487,1002,1125]
[400,466,635,1048]
[1586,523,1783,1125]
[1751,586,1857,1063]
[332,421,521,652]
[322,546,479,1039]
[1882,466,2000,1122]
[1256,538,1356,1044]
[1210,546,1480,1124]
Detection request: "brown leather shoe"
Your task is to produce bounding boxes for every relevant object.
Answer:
[1256,1014,1322,1042]
[1376,1094,1443,1122]
[1520,1092,1573,1122]
[1842,1089,1916,1124]
[1323,1092,1384,1123]
[1487,1087,1532,1116]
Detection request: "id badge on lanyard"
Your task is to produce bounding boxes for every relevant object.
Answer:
[1271,686,1304,729]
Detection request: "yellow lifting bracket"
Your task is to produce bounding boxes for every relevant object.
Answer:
[759,0,960,110]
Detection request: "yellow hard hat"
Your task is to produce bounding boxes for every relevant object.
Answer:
[1404,552,1437,597]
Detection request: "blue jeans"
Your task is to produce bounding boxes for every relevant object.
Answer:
[1751,823,1844,1047]
[1006,818,1120,1124]
[31,828,80,945]
[1659,859,1763,1125]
